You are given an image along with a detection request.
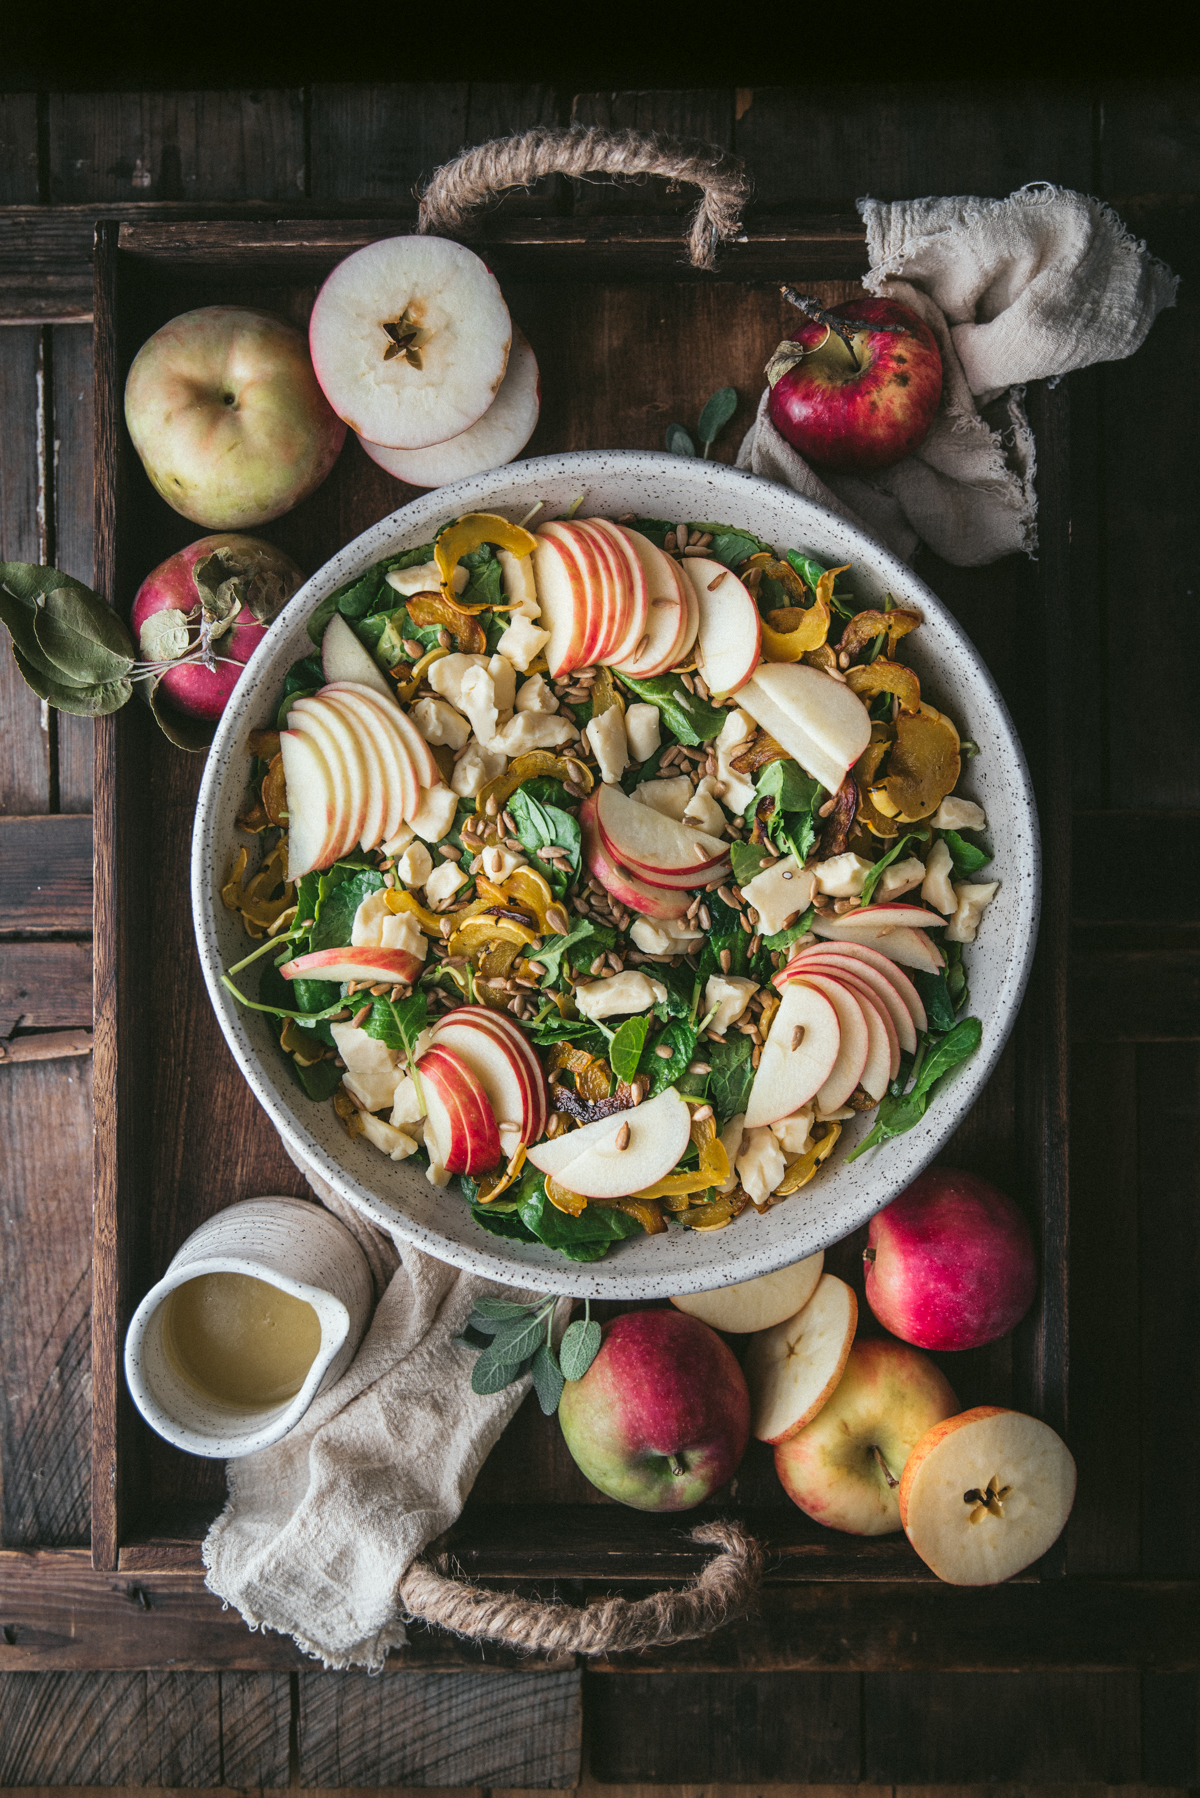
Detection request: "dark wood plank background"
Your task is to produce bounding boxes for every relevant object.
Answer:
[0,77,1197,1789]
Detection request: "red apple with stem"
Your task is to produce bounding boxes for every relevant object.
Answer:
[766,293,942,473]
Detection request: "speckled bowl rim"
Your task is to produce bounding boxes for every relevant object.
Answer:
[192,451,1040,1298]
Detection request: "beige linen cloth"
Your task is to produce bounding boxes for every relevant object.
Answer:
[738,185,1178,566]
[203,1157,565,1670]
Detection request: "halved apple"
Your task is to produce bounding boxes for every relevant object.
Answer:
[682,557,762,696]
[744,980,842,1129]
[279,727,340,878]
[279,945,424,985]
[580,792,691,920]
[743,1273,858,1443]
[671,1251,824,1335]
[358,325,540,487]
[785,946,919,1055]
[587,517,648,667]
[418,1044,502,1176]
[595,783,728,880]
[788,973,871,1112]
[740,661,872,796]
[899,1406,1077,1585]
[431,1010,540,1144]
[321,612,393,701]
[811,918,945,974]
[526,1086,692,1197]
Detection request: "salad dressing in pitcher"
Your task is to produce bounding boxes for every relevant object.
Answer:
[162,1271,322,1408]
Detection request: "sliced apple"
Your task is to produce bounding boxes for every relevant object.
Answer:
[290,695,371,862]
[740,661,871,796]
[358,325,539,487]
[827,968,900,1086]
[682,557,762,696]
[580,792,691,920]
[899,1406,1077,1586]
[821,903,946,931]
[321,611,393,700]
[784,946,919,1055]
[744,979,842,1129]
[811,917,945,974]
[780,939,927,1038]
[595,782,728,880]
[526,1086,692,1198]
[587,517,649,668]
[279,727,340,878]
[539,521,609,670]
[319,691,389,851]
[452,1006,550,1140]
[431,1012,539,1145]
[610,526,683,677]
[320,686,408,842]
[532,528,592,677]
[279,945,424,985]
[286,705,358,863]
[574,520,626,665]
[418,1044,502,1176]
[671,1251,824,1335]
[743,1273,858,1443]
[322,681,423,820]
[789,973,870,1112]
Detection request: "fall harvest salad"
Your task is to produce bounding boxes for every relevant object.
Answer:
[220,510,997,1263]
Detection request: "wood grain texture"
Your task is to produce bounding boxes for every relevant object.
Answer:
[862,1672,1141,1783]
[1072,950,1200,1040]
[0,326,50,813]
[309,85,470,201]
[585,1669,861,1782]
[0,1055,92,1547]
[1141,1669,1200,1783]
[1073,813,1200,920]
[0,1670,220,1784]
[0,941,92,1034]
[217,1670,292,1788]
[569,91,734,215]
[297,1668,581,1787]
[0,95,39,204]
[0,814,92,931]
[51,322,96,813]
[0,1029,91,1065]
[47,90,305,203]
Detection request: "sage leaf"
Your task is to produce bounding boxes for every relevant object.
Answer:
[531,1342,565,1415]
[697,387,738,453]
[487,1310,550,1365]
[34,586,135,685]
[559,1316,602,1382]
[471,1297,537,1321]
[139,607,192,664]
[666,423,696,457]
[470,1342,528,1395]
[13,646,131,716]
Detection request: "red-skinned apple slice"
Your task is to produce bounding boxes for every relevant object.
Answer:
[784,947,919,1055]
[531,529,590,678]
[821,903,946,931]
[778,940,927,1037]
[320,686,409,842]
[418,1044,502,1176]
[587,517,648,667]
[899,1406,1077,1585]
[676,555,700,662]
[580,793,691,920]
[539,521,608,670]
[744,980,842,1128]
[789,973,871,1112]
[320,611,393,701]
[447,1006,549,1140]
[595,783,728,878]
[811,917,945,974]
[279,945,424,985]
[822,967,900,1084]
[290,696,371,861]
[287,704,357,863]
[322,681,423,821]
[430,1013,539,1144]
[320,692,388,851]
[682,557,763,696]
[611,527,687,677]
[279,727,340,878]
[620,856,732,893]
[526,1086,692,1197]
[744,1273,858,1443]
[574,520,627,665]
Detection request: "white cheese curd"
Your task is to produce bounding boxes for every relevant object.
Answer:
[585,706,629,784]
[423,1119,452,1188]
[425,860,467,906]
[451,739,507,798]
[933,795,987,832]
[358,1111,419,1159]
[946,880,1000,943]
[343,1067,402,1115]
[489,711,578,755]
[631,775,693,821]
[391,1075,424,1129]
[921,836,957,914]
[459,665,498,746]
[495,613,550,670]
[515,672,559,714]
[411,696,471,750]
[683,775,727,838]
[395,840,433,889]
[736,1127,788,1206]
[739,857,817,937]
[477,843,529,882]
[877,854,926,899]
[379,910,427,958]
[330,1019,396,1076]
[497,547,539,617]
[487,652,517,716]
[702,974,759,1035]
[713,709,758,814]
[350,889,392,945]
[574,971,668,1020]
[381,821,415,858]
[771,1108,814,1156]
[409,784,458,843]
[630,916,704,955]
[385,561,467,598]
[625,702,661,763]
[814,853,872,898]
[716,1112,746,1193]
[427,652,489,710]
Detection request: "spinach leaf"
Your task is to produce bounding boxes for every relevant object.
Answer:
[524,1014,610,1056]
[706,1034,755,1124]
[630,518,674,550]
[755,757,824,863]
[859,832,921,909]
[310,866,385,954]
[945,939,969,1011]
[519,775,573,808]
[730,839,768,885]
[759,905,816,955]
[259,963,343,1098]
[648,1021,698,1095]
[614,670,726,744]
[515,1171,645,1260]
[941,829,992,877]
[460,553,505,612]
[305,541,438,644]
[913,967,957,1034]
[469,1202,541,1244]
[848,1016,983,1161]
[528,918,616,990]
[691,524,775,568]
[507,787,581,898]
[362,991,429,1060]
[913,1015,982,1097]
[610,1014,651,1082]
[652,960,698,1021]
[276,651,325,726]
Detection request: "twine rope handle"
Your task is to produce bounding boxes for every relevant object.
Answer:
[417,126,750,272]
[397,1518,762,1656]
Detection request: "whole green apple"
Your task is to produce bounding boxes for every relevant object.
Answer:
[558,1309,750,1511]
[124,306,346,529]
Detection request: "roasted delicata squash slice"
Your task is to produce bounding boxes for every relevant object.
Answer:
[434,512,538,603]
[634,1108,731,1199]
[731,728,790,776]
[838,604,922,659]
[869,703,962,822]
[404,593,488,655]
[854,724,902,839]
[845,657,922,715]
[773,1122,842,1195]
[474,749,594,819]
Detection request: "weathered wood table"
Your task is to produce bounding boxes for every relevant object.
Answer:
[0,80,1197,1789]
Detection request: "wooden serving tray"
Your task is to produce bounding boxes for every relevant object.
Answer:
[76,213,1079,1670]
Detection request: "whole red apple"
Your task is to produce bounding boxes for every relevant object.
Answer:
[864,1167,1037,1351]
[131,534,304,722]
[766,295,942,473]
[558,1309,750,1511]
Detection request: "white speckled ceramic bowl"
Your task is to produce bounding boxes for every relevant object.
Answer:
[192,453,1039,1299]
[124,1195,374,1457]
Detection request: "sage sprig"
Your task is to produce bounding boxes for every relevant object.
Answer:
[455,1295,601,1412]
[666,386,739,460]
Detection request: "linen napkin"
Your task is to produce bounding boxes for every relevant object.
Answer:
[203,1159,563,1671]
[738,184,1178,566]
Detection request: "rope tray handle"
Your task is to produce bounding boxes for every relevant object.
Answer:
[398,1517,763,1656]
[417,125,750,272]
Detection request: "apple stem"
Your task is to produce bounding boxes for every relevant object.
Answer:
[667,1454,686,1477]
[863,1247,876,1264]
[872,1445,900,1489]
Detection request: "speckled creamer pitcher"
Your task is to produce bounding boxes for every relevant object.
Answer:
[124,1195,374,1458]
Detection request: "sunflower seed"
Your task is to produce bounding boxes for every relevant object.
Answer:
[351,1004,371,1028]
[655,1043,675,1059]
[403,637,424,658]
[614,1121,631,1151]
